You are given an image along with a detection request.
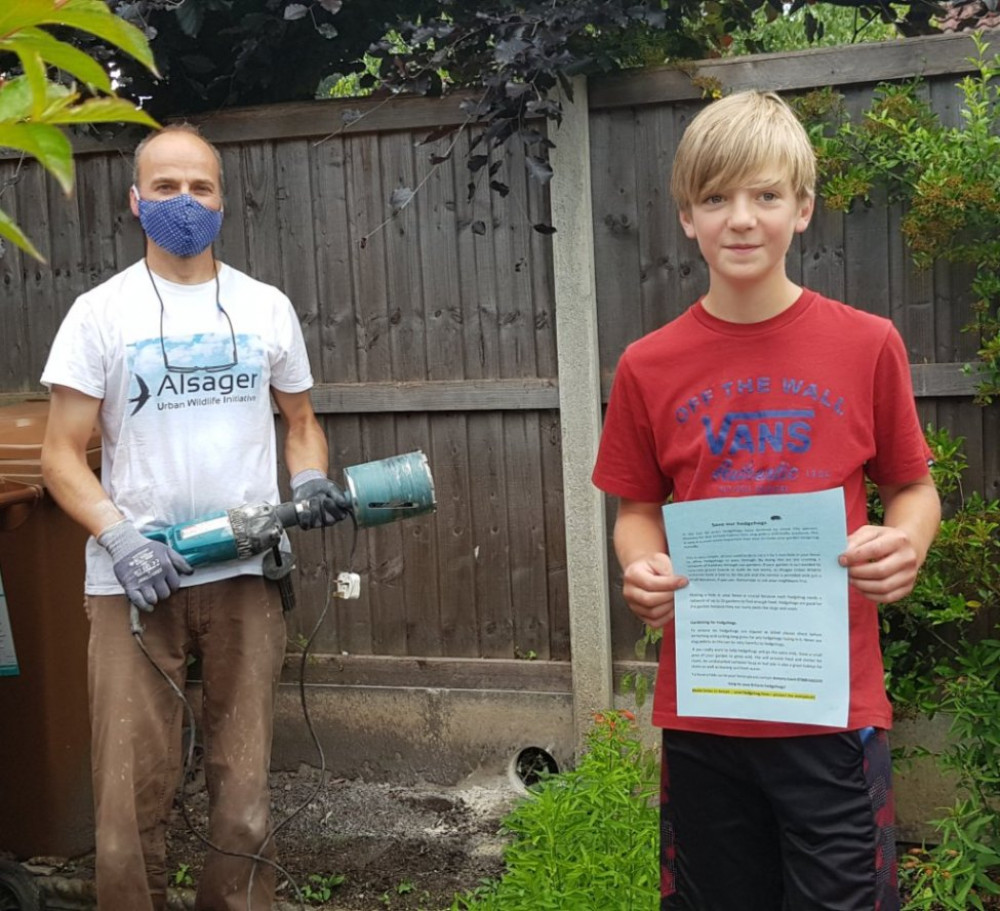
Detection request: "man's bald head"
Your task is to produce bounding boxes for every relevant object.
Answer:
[133,124,224,194]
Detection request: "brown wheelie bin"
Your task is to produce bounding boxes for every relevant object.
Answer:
[0,399,100,860]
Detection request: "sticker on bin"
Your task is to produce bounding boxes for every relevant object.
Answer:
[0,570,20,677]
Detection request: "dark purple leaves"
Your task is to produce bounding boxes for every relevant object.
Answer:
[362,2,707,233]
[505,81,532,99]
[495,37,530,65]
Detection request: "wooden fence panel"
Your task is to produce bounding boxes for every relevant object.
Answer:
[0,108,564,664]
[0,32,995,669]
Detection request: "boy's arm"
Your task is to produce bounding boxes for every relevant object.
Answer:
[838,476,941,604]
[614,498,689,629]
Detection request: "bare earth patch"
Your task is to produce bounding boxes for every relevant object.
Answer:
[20,767,517,911]
[185,767,517,910]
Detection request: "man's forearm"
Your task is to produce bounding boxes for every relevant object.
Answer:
[284,420,329,479]
[272,389,330,479]
[42,445,122,537]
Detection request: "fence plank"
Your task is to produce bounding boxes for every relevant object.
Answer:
[467,412,515,659]
[589,32,995,109]
[503,413,551,658]
[430,414,480,658]
[590,107,644,376]
[540,411,571,661]
[242,143,282,288]
[412,138,480,659]
[19,165,59,385]
[216,146,250,274]
[0,162,31,389]
[633,105,681,331]
[367,135,420,654]
[276,139,322,366]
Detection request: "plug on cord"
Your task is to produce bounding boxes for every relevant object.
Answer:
[334,572,361,600]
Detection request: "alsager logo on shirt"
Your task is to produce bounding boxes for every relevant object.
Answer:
[129,369,261,415]
[127,334,263,416]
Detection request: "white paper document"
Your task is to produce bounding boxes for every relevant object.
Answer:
[0,568,19,677]
[664,488,849,727]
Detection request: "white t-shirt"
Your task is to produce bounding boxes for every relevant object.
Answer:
[41,260,314,594]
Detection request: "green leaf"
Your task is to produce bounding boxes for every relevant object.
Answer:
[0,77,34,122]
[16,47,49,118]
[0,0,95,35]
[41,96,158,129]
[17,0,158,77]
[0,206,45,262]
[0,122,74,194]
[0,27,112,92]
[0,0,51,33]
[33,85,82,122]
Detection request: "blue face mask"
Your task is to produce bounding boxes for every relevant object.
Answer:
[133,187,223,258]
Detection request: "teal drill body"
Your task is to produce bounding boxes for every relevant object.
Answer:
[144,502,291,567]
[144,510,244,567]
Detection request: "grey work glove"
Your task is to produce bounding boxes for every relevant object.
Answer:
[98,519,194,611]
[290,469,351,530]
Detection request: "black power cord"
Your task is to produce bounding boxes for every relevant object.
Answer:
[131,515,360,911]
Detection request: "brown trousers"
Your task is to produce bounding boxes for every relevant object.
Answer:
[86,575,286,911]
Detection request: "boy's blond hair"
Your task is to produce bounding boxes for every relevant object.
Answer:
[670,90,816,212]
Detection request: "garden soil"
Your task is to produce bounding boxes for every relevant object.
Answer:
[18,765,519,911]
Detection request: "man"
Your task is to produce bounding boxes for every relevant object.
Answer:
[40,124,347,911]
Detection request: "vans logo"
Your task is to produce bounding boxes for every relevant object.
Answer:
[701,410,814,456]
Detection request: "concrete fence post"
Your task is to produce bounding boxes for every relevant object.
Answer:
[549,75,615,754]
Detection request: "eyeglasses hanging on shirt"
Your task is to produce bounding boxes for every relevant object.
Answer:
[145,259,238,374]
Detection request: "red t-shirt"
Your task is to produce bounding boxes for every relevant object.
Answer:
[592,289,933,736]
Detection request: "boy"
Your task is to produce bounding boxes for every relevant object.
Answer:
[591,91,940,910]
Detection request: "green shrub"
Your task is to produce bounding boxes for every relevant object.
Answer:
[876,427,1000,710]
[451,711,659,911]
[874,426,1000,908]
[796,34,1000,402]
